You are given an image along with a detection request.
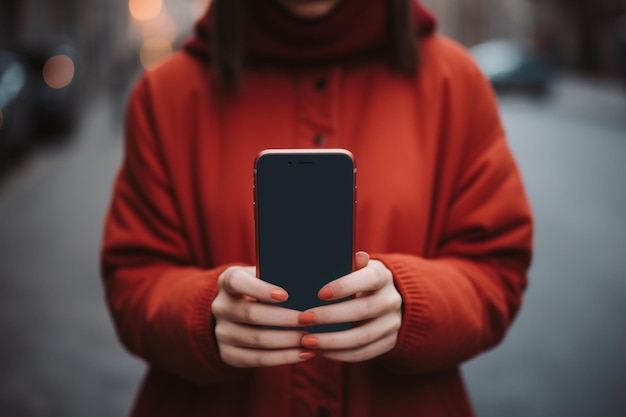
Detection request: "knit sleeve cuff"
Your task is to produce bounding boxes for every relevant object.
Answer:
[190,263,249,382]
[371,253,432,365]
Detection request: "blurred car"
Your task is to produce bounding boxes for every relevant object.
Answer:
[470,39,555,95]
[0,43,80,173]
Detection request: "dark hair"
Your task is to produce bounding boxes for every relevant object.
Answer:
[211,0,247,92]
[211,0,419,92]
[388,0,419,74]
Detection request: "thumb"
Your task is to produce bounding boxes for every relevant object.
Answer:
[354,251,370,270]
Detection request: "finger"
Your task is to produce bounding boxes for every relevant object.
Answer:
[354,251,370,270]
[317,260,391,301]
[216,321,308,349]
[220,267,288,303]
[214,298,303,327]
[220,345,315,368]
[301,312,400,350]
[301,295,384,325]
[316,334,398,363]
[305,282,401,325]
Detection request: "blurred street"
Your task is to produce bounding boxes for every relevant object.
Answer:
[0,74,625,417]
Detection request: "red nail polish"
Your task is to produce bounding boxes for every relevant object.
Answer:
[270,289,287,302]
[299,311,316,325]
[318,286,334,300]
[299,351,315,360]
[302,336,318,348]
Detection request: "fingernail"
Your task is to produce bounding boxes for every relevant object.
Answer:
[301,336,318,348]
[318,286,334,300]
[299,311,316,325]
[270,289,288,302]
[299,351,315,360]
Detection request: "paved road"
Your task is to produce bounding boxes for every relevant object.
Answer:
[463,78,626,417]
[0,76,624,417]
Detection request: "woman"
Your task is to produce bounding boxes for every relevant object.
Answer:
[101,0,533,416]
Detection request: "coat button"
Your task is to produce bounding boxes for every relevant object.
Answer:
[313,134,325,145]
[318,407,331,417]
[314,77,327,91]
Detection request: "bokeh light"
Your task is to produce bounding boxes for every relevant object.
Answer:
[43,55,75,89]
[139,9,177,42]
[129,0,163,22]
[139,38,173,69]
[0,61,27,103]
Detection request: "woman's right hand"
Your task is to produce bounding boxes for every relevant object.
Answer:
[212,266,313,368]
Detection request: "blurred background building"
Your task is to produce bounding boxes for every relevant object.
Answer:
[423,0,626,77]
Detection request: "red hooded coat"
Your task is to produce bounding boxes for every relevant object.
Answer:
[101,1,533,416]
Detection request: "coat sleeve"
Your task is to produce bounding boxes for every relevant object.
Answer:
[100,75,245,385]
[374,54,533,374]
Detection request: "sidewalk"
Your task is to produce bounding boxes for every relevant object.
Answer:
[0,93,144,417]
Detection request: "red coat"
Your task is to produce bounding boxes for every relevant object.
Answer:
[101,31,533,417]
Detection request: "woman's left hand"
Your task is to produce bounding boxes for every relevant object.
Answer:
[298,251,403,362]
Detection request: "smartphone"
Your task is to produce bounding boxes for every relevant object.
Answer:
[254,149,356,332]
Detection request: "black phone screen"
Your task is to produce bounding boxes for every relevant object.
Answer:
[254,149,355,332]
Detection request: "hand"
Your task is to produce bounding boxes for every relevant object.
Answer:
[212,266,313,368]
[298,251,402,362]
